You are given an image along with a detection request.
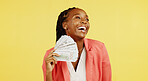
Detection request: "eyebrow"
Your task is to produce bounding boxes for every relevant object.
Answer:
[73,13,88,17]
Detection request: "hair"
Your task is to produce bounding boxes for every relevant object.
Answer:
[56,7,78,42]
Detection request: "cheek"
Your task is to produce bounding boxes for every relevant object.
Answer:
[68,21,79,29]
[72,20,81,27]
[87,22,90,26]
[87,23,90,28]
[67,20,81,32]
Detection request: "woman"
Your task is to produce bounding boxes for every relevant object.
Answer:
[42,7,112,81]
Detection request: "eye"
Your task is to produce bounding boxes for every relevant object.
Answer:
[75,16,81,19]
[86,18,89,21]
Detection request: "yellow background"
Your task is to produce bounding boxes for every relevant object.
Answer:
[0,0,148,81]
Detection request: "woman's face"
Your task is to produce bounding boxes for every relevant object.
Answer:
[63,8,90,40]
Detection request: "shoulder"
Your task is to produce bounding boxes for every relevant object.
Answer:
[84,38,105,49]
[44,47,54,58]
[46,47,54,53]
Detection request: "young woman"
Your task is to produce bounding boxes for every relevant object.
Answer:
[42,7,112,81]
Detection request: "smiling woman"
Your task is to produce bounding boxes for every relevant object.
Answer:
[62,8,90,41]
[42,7,112,81]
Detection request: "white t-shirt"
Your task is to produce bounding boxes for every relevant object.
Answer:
[67,47,86,81]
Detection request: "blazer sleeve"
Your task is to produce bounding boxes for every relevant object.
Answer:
[42,48,55,81]
[102,43,112,81]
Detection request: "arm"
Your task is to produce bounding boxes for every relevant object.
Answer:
[46,72,53,81]
[42,49,59,81]
[42,50,53,81]
[102,43,112,81]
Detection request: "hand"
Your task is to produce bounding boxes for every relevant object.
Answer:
[45,49,60,74]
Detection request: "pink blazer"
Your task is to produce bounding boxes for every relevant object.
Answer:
[42,38,112,81]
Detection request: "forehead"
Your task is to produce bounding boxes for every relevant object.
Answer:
[68,8,88,17]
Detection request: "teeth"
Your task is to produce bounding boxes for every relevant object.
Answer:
[78,27,86,30]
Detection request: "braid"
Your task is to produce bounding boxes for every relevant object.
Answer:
[56,7,78,41]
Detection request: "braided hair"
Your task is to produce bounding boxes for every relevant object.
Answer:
[56,7,78,42]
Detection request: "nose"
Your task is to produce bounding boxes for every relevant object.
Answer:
[81,21,87,24]
[81,19,87,24]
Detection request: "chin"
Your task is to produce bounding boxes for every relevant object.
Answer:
[69,33,87,41]
[76,34,86,39]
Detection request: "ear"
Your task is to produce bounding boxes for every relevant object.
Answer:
[62,22,68,30]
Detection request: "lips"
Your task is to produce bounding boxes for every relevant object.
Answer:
[77,26,87,32]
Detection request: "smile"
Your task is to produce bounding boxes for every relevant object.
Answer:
[78,26,86,32]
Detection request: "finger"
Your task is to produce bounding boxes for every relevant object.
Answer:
[48,49,56,57]
[48,53,60,58]
[46,57,57,64]
[46,60,54,65]
[51,57,57,64]
[46,57,57,61]
[48,59,56,65]
[49,49,56,54]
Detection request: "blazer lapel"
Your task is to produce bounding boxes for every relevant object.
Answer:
[61,38,93,81]
[84,38,94,81]
[61,62,70,81]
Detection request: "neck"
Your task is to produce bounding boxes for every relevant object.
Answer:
[75,38,84,54]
